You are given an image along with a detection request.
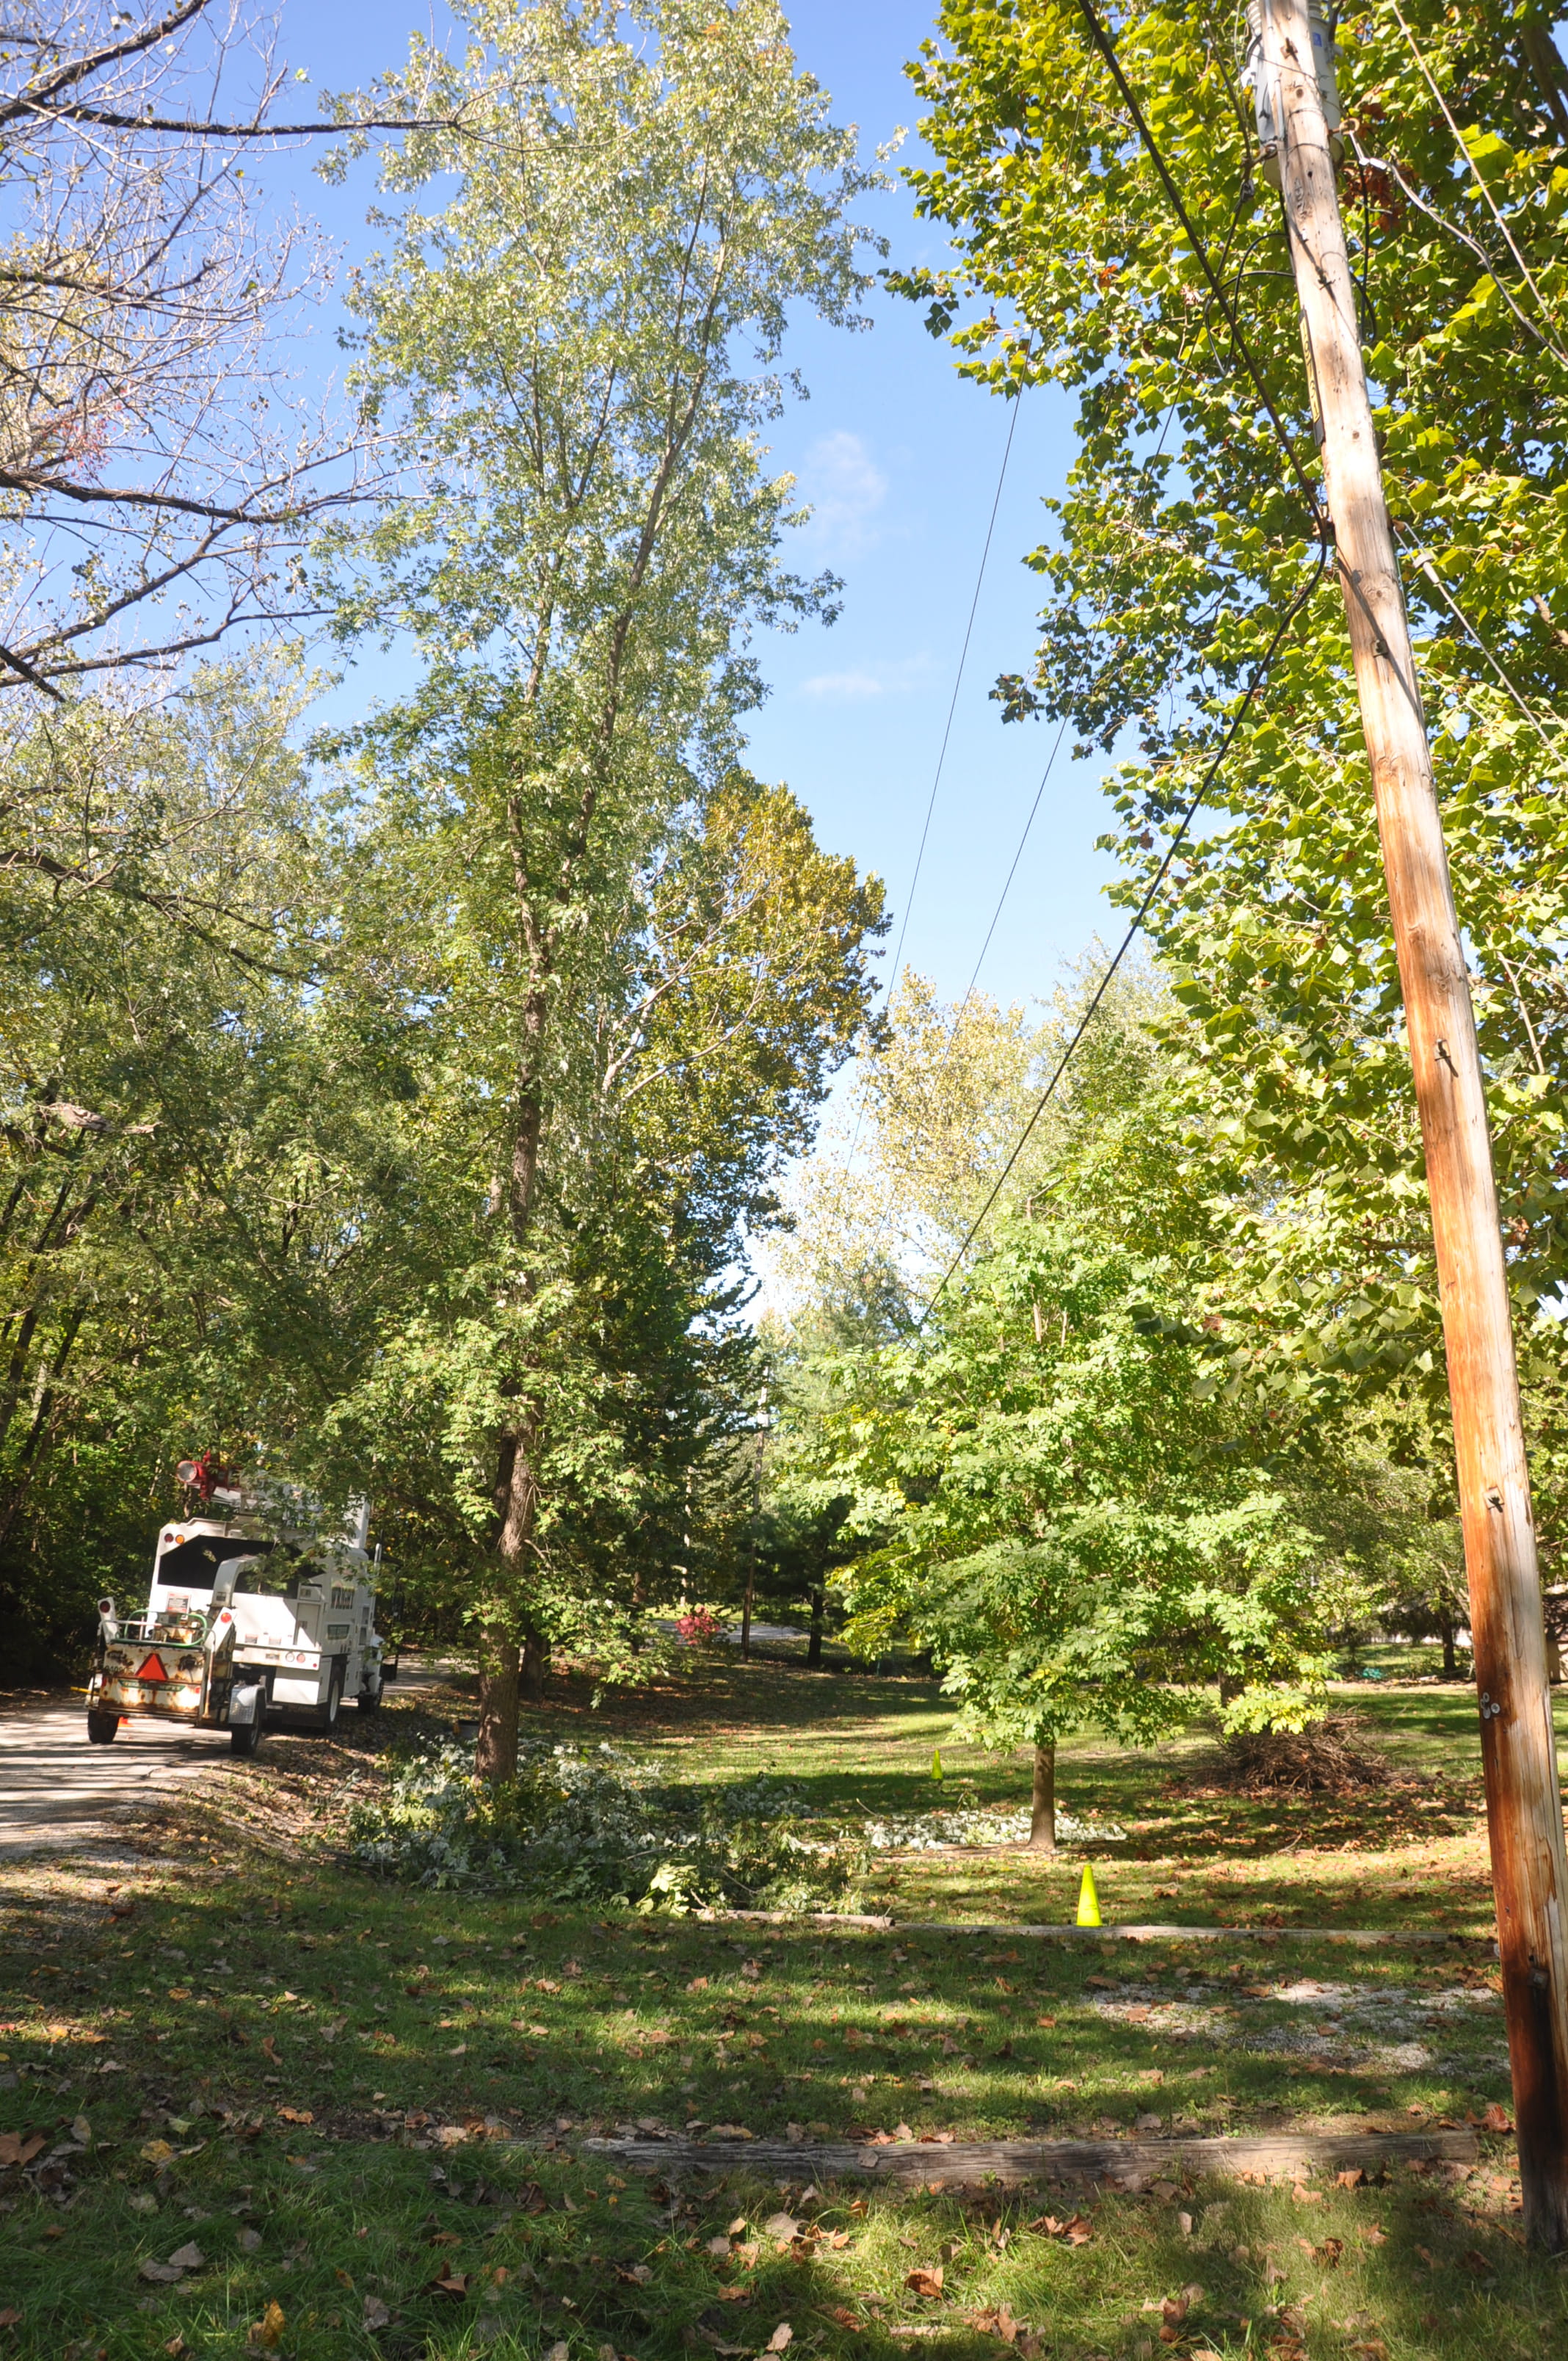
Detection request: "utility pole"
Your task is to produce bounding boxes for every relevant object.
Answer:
[741,1378,768,1661]
[1253,0,1568,2244]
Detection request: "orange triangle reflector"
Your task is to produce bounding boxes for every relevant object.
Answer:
[136,1652,168,1683]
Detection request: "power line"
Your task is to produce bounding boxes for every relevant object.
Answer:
[1069,0,1327,532]
[915,541,1331,1330]
[881,384,1028,1004]
[1394,521,1566,756]
[843,383,1028,1175]
[948,714,1071,1031]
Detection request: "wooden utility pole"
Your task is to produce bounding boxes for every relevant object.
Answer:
[1255,0,1568,2244]
[741,1379,768,1661]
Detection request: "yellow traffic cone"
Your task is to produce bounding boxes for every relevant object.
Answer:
[1076,1861,1102,1928]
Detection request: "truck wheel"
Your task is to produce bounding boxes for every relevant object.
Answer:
[321,1662,344,1730]
[230,1696,266,1757]
[87,1711,119,1745]
[357,1667,385,1713]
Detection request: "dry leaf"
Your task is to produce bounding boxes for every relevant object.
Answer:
[824,2307,861,2331]
[363,2295,391,2329]
[164,2340,188,2358]
[1346,2346,1388,2361]
[1314,2238,1344,2268]
[0,2311,19,2330]
[904,2267,944,2299]
[708,2237,733,2258]
[139,2261,185,2285]
[1362,2222,1389,2247]
[70,2115,91,2147]
[1335,2169,1365,2190]
[688,1977,709,1992]
[167,2243,205,2271]
[1461,2249,1495,2277]
[764,2214,799,2241]
[1029,2213,1093,2246]
[547,2345,571,2361]
[0,2133,45,2169]
[247,2301,286,2353]
[138,2139,174,2166]
[261,2037,280,2064]
[427,2271,468,2297]
[275,2107,313,2126]
[1477,2102,1513,2135]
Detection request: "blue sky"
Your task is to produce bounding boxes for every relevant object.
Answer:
[267,0,1120,1023]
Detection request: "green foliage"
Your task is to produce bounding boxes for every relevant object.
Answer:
[0,661,393,1672]
[347,1737,865,1909]
[890,0,1568,1459]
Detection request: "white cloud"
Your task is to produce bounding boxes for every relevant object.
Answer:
[801,653,932,703]
[797,429,888,556]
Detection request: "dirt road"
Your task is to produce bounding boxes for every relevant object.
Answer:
[0,1696,228,1859]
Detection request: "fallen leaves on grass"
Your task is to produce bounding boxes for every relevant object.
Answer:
[1473,2102,1513,2135]
[275,2107,313,2126]
[0,2133,44,2168]
[363,2296,391,2330]
[1028,2213,1093,2245]
[138,2139,174,2166]
[766,2328,793,2353]
[970,2306,1020,2343]
[246,2302,286,2353]
[426,2271,468,2297]
[138,2261,184,2285]
[904,2266,944,2299]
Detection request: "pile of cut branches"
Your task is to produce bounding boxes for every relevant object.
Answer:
[1219,1711,1384,1795]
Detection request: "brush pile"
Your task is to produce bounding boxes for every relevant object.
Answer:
[1219,1711,1384,1795]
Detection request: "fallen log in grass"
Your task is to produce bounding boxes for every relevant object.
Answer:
[583,2125,1480,2189]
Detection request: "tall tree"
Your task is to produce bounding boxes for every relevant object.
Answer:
[322,0,884,1775]
[887,1,1568,1500]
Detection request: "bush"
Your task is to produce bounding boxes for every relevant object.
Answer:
[346,1739,865,1910]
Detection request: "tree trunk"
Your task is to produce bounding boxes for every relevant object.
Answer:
[476,1411,540,1782]
[807,1586,824,1668]
[1440,1613,1458,1679]
[1219,1675,1244,1707]
[1028,1742,1056,1854]
[475,1629,520,1783]
[521,1627,546,1702]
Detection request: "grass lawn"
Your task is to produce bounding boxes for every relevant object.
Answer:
[1,1650,1561,2361]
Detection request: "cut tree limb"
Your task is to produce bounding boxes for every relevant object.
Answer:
[582,2126,1479,2188]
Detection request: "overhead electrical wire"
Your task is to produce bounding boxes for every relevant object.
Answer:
[947,714,1072,1030]
[879,383,1029,1016]
[1393,520,1567,756]
[896,0,1332,1313]
[1069,0,1328,533]
[915,541,1331,1330]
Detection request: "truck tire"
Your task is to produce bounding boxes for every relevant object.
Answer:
[357,1666,385,1713]
[230,1694,266,1757]
[87,1711,119,1745]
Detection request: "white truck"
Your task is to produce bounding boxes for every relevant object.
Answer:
[87,1468,386,1754]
